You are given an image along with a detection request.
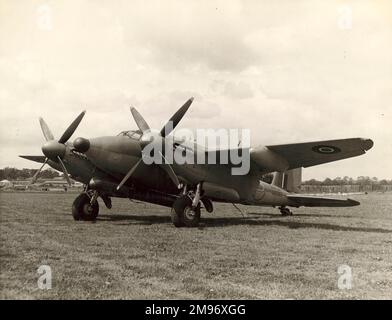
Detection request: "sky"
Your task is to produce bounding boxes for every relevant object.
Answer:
[0,0,391,180]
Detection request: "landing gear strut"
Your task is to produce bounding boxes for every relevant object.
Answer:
[72,191,99,221]
[279,206,293,216]
[171,183,202,227]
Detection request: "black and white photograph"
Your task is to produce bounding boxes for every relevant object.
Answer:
[0,0,391,304]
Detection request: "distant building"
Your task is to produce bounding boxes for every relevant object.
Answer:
[0,177,83,192]
[0,179,13,189]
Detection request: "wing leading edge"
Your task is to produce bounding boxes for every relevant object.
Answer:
[251,138,373,172]
[19,155,47,164]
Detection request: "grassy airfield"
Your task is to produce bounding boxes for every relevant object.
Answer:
[1,191,391,299]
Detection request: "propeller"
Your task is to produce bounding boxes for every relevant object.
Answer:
[30,111,86,185]
[116,97,194,190]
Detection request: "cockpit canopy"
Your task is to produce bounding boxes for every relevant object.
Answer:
[116,129,191,147]
[117,130,142,140]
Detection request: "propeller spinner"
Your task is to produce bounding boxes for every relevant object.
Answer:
[116,97,194,190]
[30,111,86,185]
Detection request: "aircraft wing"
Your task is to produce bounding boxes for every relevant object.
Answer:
[251,138,373,171]
[287,195,360,207]
[19,155,47,163]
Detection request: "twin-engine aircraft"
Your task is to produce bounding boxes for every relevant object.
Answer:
[20,98,373,227]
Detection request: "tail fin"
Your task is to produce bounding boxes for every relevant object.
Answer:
[271,168,302,193]
[285,168,302,193]
[271,172,284,188]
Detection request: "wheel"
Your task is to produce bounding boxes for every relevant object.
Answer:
[171,208,184,227]
[201,197,213,213]
[172,196,201,228]
[171,196,189,227]
[280,207,292,216]
[72,193,99,221]
[101,195,112,209]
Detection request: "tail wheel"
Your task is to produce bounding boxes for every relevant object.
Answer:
[279,207,292,216]
[172,196,201,228]
[72,193,99,221]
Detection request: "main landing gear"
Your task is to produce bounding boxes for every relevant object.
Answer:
[171,183,203,228]
[279,206,293,216]
[72,190,100,221]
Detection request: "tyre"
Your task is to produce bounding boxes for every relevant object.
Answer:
[201,197,213,213]
[172,196,200,228]
[72,193,99,221]
[280,208,292,216]
[171,208,184,227]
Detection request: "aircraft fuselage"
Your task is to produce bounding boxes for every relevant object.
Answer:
[50,137,290,208]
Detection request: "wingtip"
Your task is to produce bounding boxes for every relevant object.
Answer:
[361,138,374,151]
[347,198,360,206]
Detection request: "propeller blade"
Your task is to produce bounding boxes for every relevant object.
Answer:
[130,107,150,133]
[57,156,72,186]
[158,152,181,188]
[39,118,55,141]
[58,111,86,144]
[30,158,48,184]
[116,158,142,190]
[160,97,194,137]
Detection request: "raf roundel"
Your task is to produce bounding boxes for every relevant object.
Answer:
[311,145,341,154]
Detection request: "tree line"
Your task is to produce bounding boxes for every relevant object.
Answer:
[1,167,391,186]
[302,176,392,186]
[0,167,60,180]
[260,174,392,185]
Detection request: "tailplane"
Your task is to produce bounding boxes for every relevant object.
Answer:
[287,195,359,207]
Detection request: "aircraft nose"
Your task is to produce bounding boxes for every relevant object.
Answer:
[73,137,90,153]
[42,140,66,159]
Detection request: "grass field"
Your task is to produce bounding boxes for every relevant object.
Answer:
[1,191,391,299]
